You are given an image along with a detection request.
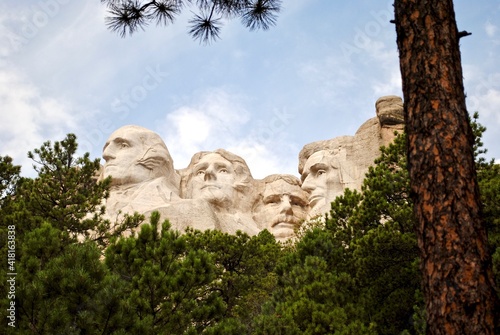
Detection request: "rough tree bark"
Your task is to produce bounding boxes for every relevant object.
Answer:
[393,1,499,334]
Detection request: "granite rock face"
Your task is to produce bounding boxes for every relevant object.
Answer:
[100,96,404,239]
[298,95,404,218]
[376,95,405,126]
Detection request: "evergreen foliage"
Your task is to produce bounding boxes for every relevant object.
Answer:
[184,228,282,333]
[101,0,282,43]
[105,212,224,334]
[0,134,140,334]
[254,132,420,335]
[1,120,498,334]
[472,112,500,290]
[0,156,20,206]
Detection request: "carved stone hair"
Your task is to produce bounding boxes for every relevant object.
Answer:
[252,174,304,210]
[299,136,352,175]
[180,148,254,199]
[261,174,301,187]
[105,125,180,190]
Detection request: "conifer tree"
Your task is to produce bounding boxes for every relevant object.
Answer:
[101,2,500,332]
[17,134,110,242]
[471,112,500,291]
[0,134,138,334]
[105,212,225,334]
[184,228,282,333]
[254,133,420,335]
[16,229,126,334]
[0,156,20,206]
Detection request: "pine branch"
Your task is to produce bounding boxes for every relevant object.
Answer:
[188,4,222,44]
[241,0,281,31]
[102,0,282,42]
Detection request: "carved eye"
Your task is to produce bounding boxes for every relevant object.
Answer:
[317,169,326,176]
[219,168,228,173]
[196,170,205,176]
[291,198,307,207]
[265,196,281,205]
[120,142,129,148]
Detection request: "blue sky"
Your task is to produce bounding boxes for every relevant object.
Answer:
[1,0,499,179]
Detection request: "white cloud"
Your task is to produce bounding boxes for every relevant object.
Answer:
[168,108,213,144]
[158,88,250,168]
[468,87,500,125]
[0,64,79,175]
[372,67,402,98]
[156,88,299,179]
[466,70,500,121]
[297,56,358,105]
[467,79,500,161]
[485,21,497,38]
[227,141,296,179]
[0,8,25,57]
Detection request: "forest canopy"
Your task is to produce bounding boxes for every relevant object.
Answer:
[1,113,499,334]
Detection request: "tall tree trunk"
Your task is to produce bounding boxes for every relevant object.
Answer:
[393,1,499,334]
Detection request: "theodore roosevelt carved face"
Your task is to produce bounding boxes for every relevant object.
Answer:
[253,175,309,241]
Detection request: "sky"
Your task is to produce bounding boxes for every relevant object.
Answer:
[1,0,499,180]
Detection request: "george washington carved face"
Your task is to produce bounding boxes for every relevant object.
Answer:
[103,125,175,186]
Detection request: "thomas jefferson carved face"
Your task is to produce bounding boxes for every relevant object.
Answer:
[300,150,344,215]
[253,176,308,241]
[190,153,236,206]
[102,126,173,186]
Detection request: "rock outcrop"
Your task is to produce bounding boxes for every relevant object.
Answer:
[100,96,404,239]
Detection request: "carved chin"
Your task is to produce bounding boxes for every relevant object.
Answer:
[272,222,296,231]
[308,195,325,208]
[272,223,296,239]
[200,190,232,206]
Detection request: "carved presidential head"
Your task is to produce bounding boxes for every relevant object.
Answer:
[253,174,309,241]
[102,125,178,188]
[181,149,254,209]
[298,142,346,216]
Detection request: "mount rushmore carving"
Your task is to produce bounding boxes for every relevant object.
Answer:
[100,95,404,240]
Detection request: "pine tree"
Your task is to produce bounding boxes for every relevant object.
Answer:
[17,134,110,242]
[472,112,500,293]
[16,226,126,334]
[394,2,499,332]
[0,134,138,334]
[101,1,500,332]
[105,211,225,334]
[184,228,282,333]
[0,156,20,206]
[254,133,420,335]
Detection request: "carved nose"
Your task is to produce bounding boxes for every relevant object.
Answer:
[203,168,216,181]
[279,197,293,214]
[301,177,314,192]
[103,147,115,162]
